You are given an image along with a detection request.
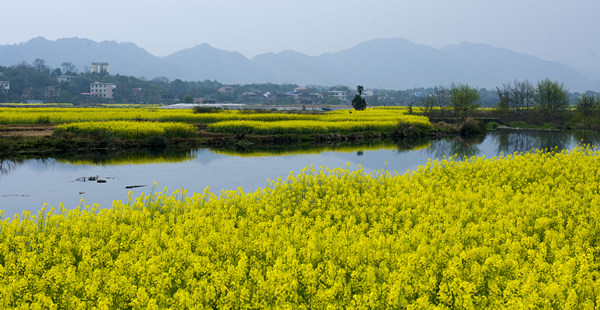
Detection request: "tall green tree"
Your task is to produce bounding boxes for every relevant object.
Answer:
[352,85,367,110]
[536,79,569,114]
[450,83,480,120]
[575,94,598,116]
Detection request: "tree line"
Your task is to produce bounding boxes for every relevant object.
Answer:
[417,79,600,119]
[0,59,598,113]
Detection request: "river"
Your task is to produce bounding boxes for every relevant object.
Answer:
[1,130,599,218]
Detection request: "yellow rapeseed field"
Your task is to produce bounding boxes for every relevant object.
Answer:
[0,107,315,124]
[2,146,600,308]
[54,121,196,140]
[0,106,433,136]
[207,108,432,135]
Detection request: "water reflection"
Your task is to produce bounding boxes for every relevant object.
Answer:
[0,159,19,176]
[491,130,600,155]
[210,139,432,157]
[427,135,485,159]
[55,149,196,166]
[2,130,600,219]
[3,130,600,169]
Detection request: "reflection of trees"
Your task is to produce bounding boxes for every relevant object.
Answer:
[491,131,573,155]
[0,159,20,176]
[493,132,537,155]
[56,149,195,165]
[537,132,571,152]
[572,131,600,148]
[394,137,431,153]
[426,135,484,159]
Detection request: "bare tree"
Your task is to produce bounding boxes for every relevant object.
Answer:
[496,84,511,111]
[496,80,535,112]
[432,85,449,113]
[61,62,77,74]
[32,58,49,74]
[419,95,436,114]
[511,80,535,111]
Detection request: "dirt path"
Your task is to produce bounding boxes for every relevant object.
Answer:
[0,124,55,137]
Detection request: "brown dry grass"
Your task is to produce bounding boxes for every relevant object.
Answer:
[0,124,54,137]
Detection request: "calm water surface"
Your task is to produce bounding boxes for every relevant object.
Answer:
[1,130,599,218]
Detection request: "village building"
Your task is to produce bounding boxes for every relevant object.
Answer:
[90,62,109,74]
[238,92,265,104]
[328,90,348,102]
[193,97,217,104]
[0,81,9,92]
[57,75,76,83]
[217,86,235,96]
[44,86,61,99]
[90,82,116,99]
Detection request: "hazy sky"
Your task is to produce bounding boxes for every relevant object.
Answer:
[3,0,600,73]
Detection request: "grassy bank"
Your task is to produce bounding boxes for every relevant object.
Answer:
[427,108,600,132]
[2,146,600,308]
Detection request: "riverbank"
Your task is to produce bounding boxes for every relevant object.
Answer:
[0,125,440,159]
[0,106,442,158]
[6,106,594,158]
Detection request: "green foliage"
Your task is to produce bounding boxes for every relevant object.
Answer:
[193,106,222,114]
[183,94,193,103]
[508,121,556,130]
[352,86,367,110]
[239,109,270,114]
[536,79,570,114]
[458,118,486,136]
[486,121,500,130]
[35,115,50,124]
[144,134,168,149]
[450,83,480,120]
[575,94,599,116]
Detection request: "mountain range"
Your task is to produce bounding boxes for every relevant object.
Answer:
[1,37,598,91]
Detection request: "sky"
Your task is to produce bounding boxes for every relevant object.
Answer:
[2,0,600,73]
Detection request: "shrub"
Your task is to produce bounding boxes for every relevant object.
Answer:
[458,118,486,136]
[193,106,222,114]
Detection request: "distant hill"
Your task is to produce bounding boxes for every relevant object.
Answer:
[0,37,178,79]
[162,43,275,83]
[0,37,598,91]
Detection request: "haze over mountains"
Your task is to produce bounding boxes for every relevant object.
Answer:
[1,37,598,91]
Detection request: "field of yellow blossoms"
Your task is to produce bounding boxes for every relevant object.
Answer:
[0,106,431,139]
[2,146,600,308]
[54,121,196,140]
